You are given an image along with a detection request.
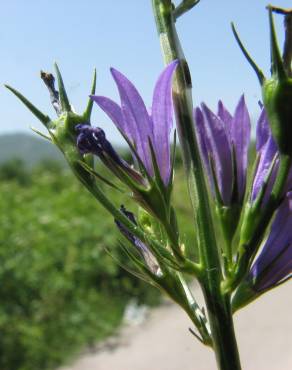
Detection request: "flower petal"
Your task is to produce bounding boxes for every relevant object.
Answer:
[256,108,270,151]
[151,60,178,184]
[194,107,213,189]
[110,68,153,175]
[90,95,126,133]
[251,192,292,290]
[201,103,233,204]
[251,135,278,201]
[230,95,251,200]
[217,100,233,141]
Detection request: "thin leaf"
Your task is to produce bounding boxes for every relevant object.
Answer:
[54,63,71,112]
[5,85,51,126]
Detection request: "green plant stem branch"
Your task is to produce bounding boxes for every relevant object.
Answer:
[152,1,241,369]
[173,0,200,20]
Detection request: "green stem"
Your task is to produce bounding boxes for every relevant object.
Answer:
[152,1,241,369]
[201,288,241,370]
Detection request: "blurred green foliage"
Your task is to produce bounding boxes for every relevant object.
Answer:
[0,157,194,370]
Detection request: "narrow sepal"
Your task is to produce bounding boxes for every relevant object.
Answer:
[231,23,266,85]
[77,160,123,192]
[173,0,200,20]
[107,243,156,285]
[54,63,71,112]
[118,242,159,280]
[84,69,97,121]
[30,126,52,141]
[267,6,286,80]
[231,280,256,312]
[5,85,51,126]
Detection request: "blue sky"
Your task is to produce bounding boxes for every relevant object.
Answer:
[0,0,291,145]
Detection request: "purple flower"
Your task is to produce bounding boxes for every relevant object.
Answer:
[250,108,278,203]
[115,206,161,275]
[76,124,145,185]
[90,60,179,186]
[250,107,292,204]
[195,96,251,205]
[250,192,292,291]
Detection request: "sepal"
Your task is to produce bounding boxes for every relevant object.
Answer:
[233,9,292,155]
[231,23,265,85]
[173,0,200,20]
[231,280,256,312]
[83,69,97,122]
[54,63,71,112]
[5,85,51,127]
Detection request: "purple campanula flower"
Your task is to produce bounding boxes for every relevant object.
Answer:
[115,206,161,275]
[76,124,145,185]
[89,60,179,186]
[195,95,251,205]
[249,192,292,291]
[250,107,292,204]
[250,107,280,205]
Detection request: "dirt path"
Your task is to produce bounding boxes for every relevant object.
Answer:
[60,282,292,370]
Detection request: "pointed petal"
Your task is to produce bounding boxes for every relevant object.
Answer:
[251,193,292,290]
[91,95,125,132]
[256,246,292,290]
[218,101,232,132]
[251,136,278,202]
[201,103,233,204]
[151,60,178,184]
[230,95,251,200]
[256,108,271,151]
[194,107,213,187]
[252,110,278,202]
[110,68,153,175]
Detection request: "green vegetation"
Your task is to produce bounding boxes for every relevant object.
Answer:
[0,159,156,370]
[0,155,194,370]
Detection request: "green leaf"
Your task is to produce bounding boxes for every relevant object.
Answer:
[5,85,51,126]
[54,63,71,112]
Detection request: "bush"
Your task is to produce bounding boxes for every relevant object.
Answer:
[0,161,160,370]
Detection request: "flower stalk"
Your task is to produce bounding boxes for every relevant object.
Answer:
[152,1,241,369]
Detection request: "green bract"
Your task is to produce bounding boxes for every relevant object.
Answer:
[262,77,292,155]
[232,7,292,155]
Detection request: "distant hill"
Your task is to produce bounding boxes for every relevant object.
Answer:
[0,133,64,167]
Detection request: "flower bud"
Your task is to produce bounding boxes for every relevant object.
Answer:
[262,77,292,155]
[232,7,292,155]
